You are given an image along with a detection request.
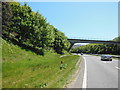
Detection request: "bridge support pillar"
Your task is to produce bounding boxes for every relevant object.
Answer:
[68,42,75,52]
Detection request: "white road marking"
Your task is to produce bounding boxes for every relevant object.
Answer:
[101,61,111,64]
[102,61,107,63]
[115,67,120,70]
[82,56,87,88]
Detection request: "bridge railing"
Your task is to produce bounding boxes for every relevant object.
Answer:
[69,37,111,41]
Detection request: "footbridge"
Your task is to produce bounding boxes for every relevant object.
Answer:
[67,38,120,51]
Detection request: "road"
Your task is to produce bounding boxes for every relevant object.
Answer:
[67,54,119,88]
[84,54,118,88]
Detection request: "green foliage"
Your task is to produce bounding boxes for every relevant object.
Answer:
[71,37,120,55]
[2,2,70,54]
[113,36,120,42]
[2,2,13,39]
[54,29,70,54]
[2,39,80,88]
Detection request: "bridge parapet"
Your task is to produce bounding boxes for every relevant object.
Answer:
[69,37,111,41]
[67,38,120,51]
[68,39,120,44]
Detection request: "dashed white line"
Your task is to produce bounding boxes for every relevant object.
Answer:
[102,61,107,63]
[101,61,111,64]
[82,56,87,88]
[115,67,120,70]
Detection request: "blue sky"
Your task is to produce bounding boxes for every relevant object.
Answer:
[20,2,118,40]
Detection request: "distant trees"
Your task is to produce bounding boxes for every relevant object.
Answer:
[71,37,120,55]
[2,2,70,54]
[113,37,120,42]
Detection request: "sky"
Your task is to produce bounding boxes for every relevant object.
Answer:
[19,2,118,41]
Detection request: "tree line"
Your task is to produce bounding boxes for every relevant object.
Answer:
[71,37,120,55]
[2,2,70,55]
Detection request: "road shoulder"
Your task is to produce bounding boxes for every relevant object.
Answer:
[65,54,85,88]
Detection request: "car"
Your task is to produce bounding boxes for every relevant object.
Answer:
[101,55,112,61]
[81,53,83,55]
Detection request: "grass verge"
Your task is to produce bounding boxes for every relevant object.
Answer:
[2,39,80,88]
[112,57,120,60]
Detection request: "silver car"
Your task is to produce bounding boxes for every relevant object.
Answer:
[101,55,112,61]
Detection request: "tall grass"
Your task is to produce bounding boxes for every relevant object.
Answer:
[2,39,80,88]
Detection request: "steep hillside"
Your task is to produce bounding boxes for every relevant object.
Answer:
[2,39,80,88]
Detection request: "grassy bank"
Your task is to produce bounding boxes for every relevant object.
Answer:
[112,57,120,60]
[2,39,80,88]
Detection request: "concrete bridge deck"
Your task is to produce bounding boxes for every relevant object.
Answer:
[67,39,120,51]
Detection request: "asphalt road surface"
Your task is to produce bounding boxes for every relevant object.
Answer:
[84,54,118,88]
[67,54,119,89]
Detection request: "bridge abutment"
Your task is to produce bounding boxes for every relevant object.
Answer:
[68,41,75,51]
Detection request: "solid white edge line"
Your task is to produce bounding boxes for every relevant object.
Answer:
[82,56,87,88]
[115,67,120,70]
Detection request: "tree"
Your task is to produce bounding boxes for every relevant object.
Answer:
[2,2,13,39]
[53,29,70,54]
[2,1,70,55]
